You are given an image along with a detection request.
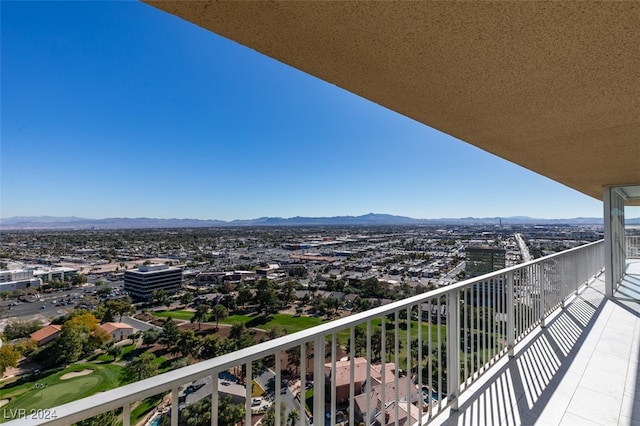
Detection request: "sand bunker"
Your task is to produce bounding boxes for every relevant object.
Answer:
[60,369,93,380]
[0,399,9,408]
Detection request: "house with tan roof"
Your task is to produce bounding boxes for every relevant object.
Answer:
[324,357,397,403]
[374,401,421,426]
[354,376,421,425]
[99,322,134,342]
[29,324,62,346]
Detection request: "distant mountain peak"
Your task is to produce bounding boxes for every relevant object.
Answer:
[0,213,622,230]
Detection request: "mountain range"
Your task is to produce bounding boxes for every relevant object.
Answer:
[2,213,637,230]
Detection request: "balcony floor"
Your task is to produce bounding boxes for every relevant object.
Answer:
[435,261,640,426]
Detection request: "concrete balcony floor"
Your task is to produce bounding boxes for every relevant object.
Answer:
[435,261,640,426]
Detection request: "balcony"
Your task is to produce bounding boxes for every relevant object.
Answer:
[6,240,637,426]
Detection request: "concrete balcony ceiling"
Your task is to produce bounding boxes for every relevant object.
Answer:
[144,1,640,204]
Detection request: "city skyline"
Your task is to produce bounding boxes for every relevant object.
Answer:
[0,1,623,221]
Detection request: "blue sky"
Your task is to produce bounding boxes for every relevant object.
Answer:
[1,1,609,221]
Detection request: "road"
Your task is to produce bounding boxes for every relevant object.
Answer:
[437,260,466,286]
[515,233,533,262]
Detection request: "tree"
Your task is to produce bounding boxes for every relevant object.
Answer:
[2,319,42,340]
[52,327,84,365]
[220,294,237,311]
[176,329,201,358]
[346,325,367,357]
[142,328,160,347]
[211,304,228,330]
[192,304,209,330]
[75,411,118,426]
[262,402,287,426]
[175,396,243,426]
[104,298,135,322]
[280,281,296,306]
[160,318,180,347]
[88,327,112,352]
[267,325,285,339]
[72,274,88,286]
[0,345,21,376]
[256,279,282,316]
[151,289,170,306]
[286,346,301,374]
[287,409,300,426]
[180,292,195,306]
[325,297,341,317]
[65,312,100,333]
[227,323,253,351]
[124,352,158,383]
[107,344,122,361]
[200,334,223,359]
[237,288,252,309]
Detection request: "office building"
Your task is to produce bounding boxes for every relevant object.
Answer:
[465,246,506,278]
[124,264,182,300]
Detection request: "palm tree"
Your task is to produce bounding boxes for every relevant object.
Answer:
[211,304,229,330]
[192,303,209,330]
[286,346,301,375]
[287,409,300,426]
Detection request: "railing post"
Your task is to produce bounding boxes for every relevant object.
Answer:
[538,263,546,329]
[507,271,515,358]
[447,289,460,411]
[313,336,325,426]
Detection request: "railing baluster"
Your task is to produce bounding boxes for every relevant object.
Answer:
[313,336,324,426]
[300,343,306,426]
[394,311,400,426]
[381,314,386,425]
[330,333,336,426]
[436,298,441,411]
[507,271,515,358]
[427,298,432,420]
[211,373,218,426]
[245,361,252,426]
[417,302,423,425]
[171,386,178,426]
[275,353,281,426]
[366,320,372,426]
[122,402,130,426]
[348,328,355,426]
[447,289,460,411]
[406,306,412,420]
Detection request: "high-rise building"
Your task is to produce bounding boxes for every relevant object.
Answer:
[124,264,182,300]
[465,246,506,278]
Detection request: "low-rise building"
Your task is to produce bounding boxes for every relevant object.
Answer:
[0,269,41,292]
[100,322,134,342]
[29,324,62,346]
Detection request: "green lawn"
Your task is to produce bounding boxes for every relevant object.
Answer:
[151,309,194,321]
[220,313,325,334]
[0,363,123,421]
[129,394,164,425]
[119,343,138,361]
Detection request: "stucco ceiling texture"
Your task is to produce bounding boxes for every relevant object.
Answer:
[145,1,640,203]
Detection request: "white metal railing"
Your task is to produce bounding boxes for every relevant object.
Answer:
[627,235,640,259]
[4,240,604,426]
